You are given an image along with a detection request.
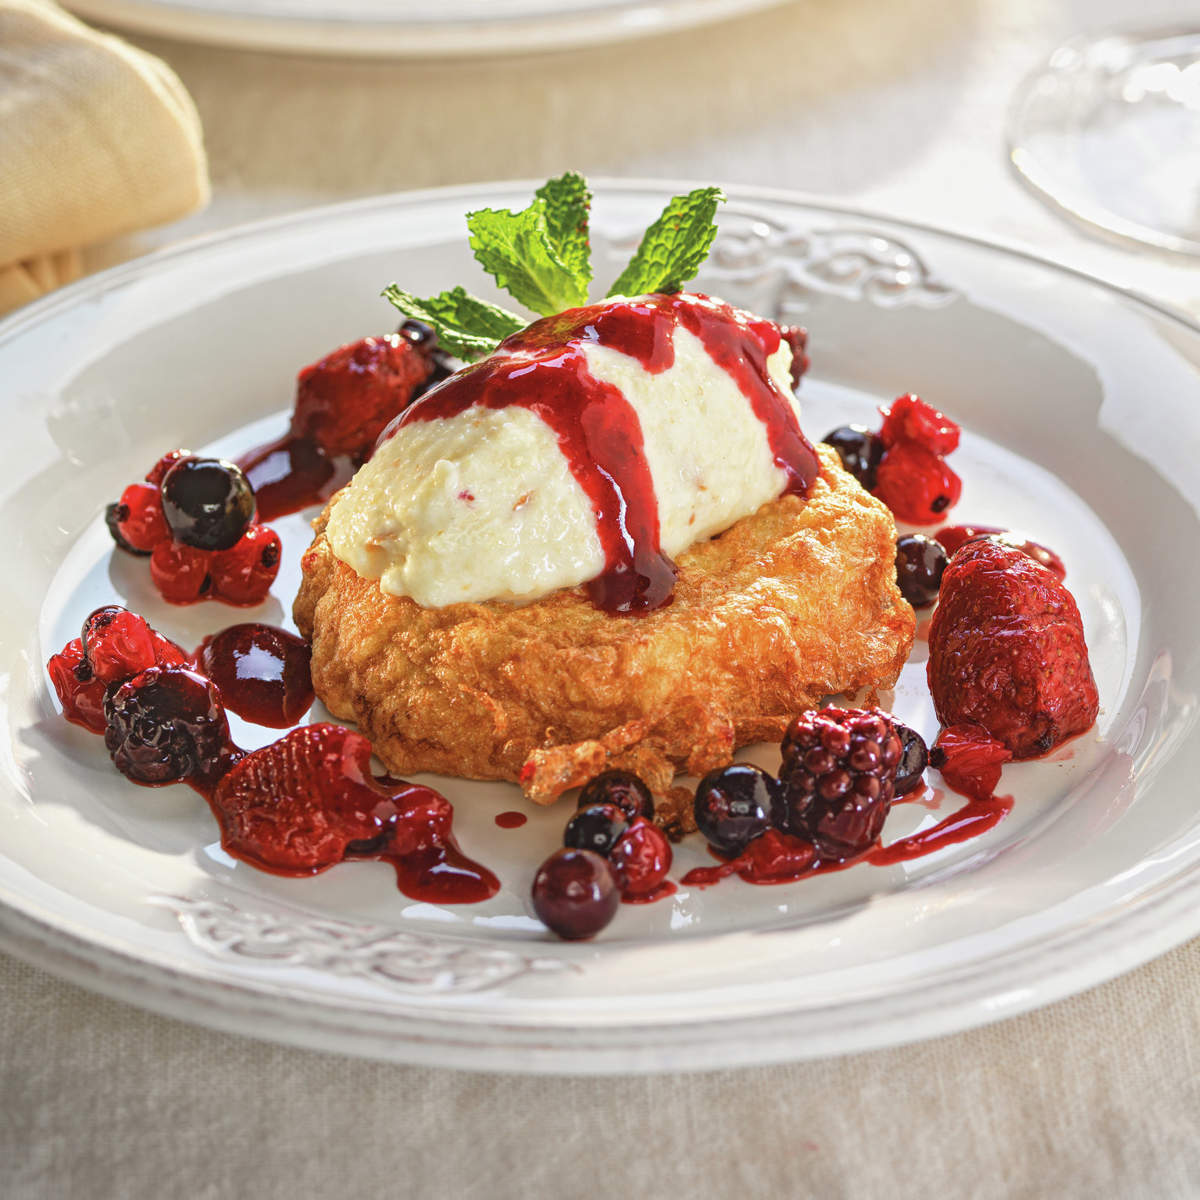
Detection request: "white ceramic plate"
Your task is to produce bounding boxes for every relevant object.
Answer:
[2,182,1199,1074]
[63,0,792,57]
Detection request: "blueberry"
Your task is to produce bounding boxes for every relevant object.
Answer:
[564,802,629,857]
[895,534,948,606]
[160,457,255,551]
[824,425,884,490]
[892,722,929,796]
[531,848,620,940]
[693,763,777,856]
[577,769,654,821]
[397,319,438,351]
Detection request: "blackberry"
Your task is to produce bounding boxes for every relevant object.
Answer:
[103,666,230,785]
[778,706,902,858]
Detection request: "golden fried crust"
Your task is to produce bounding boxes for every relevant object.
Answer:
[294,446,915,804]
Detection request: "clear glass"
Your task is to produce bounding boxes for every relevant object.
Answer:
[1008,27,1200,256]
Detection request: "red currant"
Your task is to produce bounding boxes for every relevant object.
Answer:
[113,482,169,552]
[150,540,212,604]
[209,525,281,606]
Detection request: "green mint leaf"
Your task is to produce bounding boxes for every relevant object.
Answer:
[382,284,525,360]
[467,200,588,316]
[607,186,725,298]
[535,171,592,290]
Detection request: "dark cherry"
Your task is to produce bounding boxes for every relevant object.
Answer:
[105,501,150,556]
[160,457,256,551]
[563,802,629,858]
[894,533,948,607]
[531,848,621,940]
[892,722,929,796]
[577,769,654,821]
[103,665,230,785]
[195,623,314,728]
[824,425,885,490]
[693,763,776,856]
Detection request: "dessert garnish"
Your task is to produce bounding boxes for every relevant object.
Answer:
[928,538,1099,757]
[826,393,963,525]
[106,451,282,606]
[382,173,726,359]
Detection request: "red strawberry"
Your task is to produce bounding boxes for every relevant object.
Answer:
[213,724,446,874]
[290,335,434,460]
[879,393,960,454]
[80,606,159,685]
[928,539,1099,758]
[932,725,1013,801]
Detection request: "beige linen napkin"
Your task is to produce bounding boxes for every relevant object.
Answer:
[0,0,208,315]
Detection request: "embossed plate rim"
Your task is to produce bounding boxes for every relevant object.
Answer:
[2,180,1200,1072]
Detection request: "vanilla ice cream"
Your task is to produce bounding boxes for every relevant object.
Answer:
[324,293,809,609]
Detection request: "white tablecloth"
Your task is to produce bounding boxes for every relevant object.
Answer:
[5,0,1200,1195]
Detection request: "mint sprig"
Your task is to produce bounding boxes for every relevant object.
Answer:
[382,285,524,360]
[536,171,592,290]
[607,186,725,298]
[381,175,725,362]
[467,201,591,318]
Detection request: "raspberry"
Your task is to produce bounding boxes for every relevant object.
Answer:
[47,639,107,733]
[111,482,170,552]
[290,335,435,460]
[608,817,672,898]
[928,539,1099,757]
[104,666,231,786]
[213,724,403,873]
[931,725,1013,802]
[150,540,212,604]
[778,705,902,858]
[209,525,281,606]
[144,449,192,487]
[878,393,960,455]
[80,606,158,684]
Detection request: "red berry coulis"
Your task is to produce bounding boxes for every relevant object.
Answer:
[194,623,314,728]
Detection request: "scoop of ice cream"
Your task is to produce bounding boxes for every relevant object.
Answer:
[323,293,811,609]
